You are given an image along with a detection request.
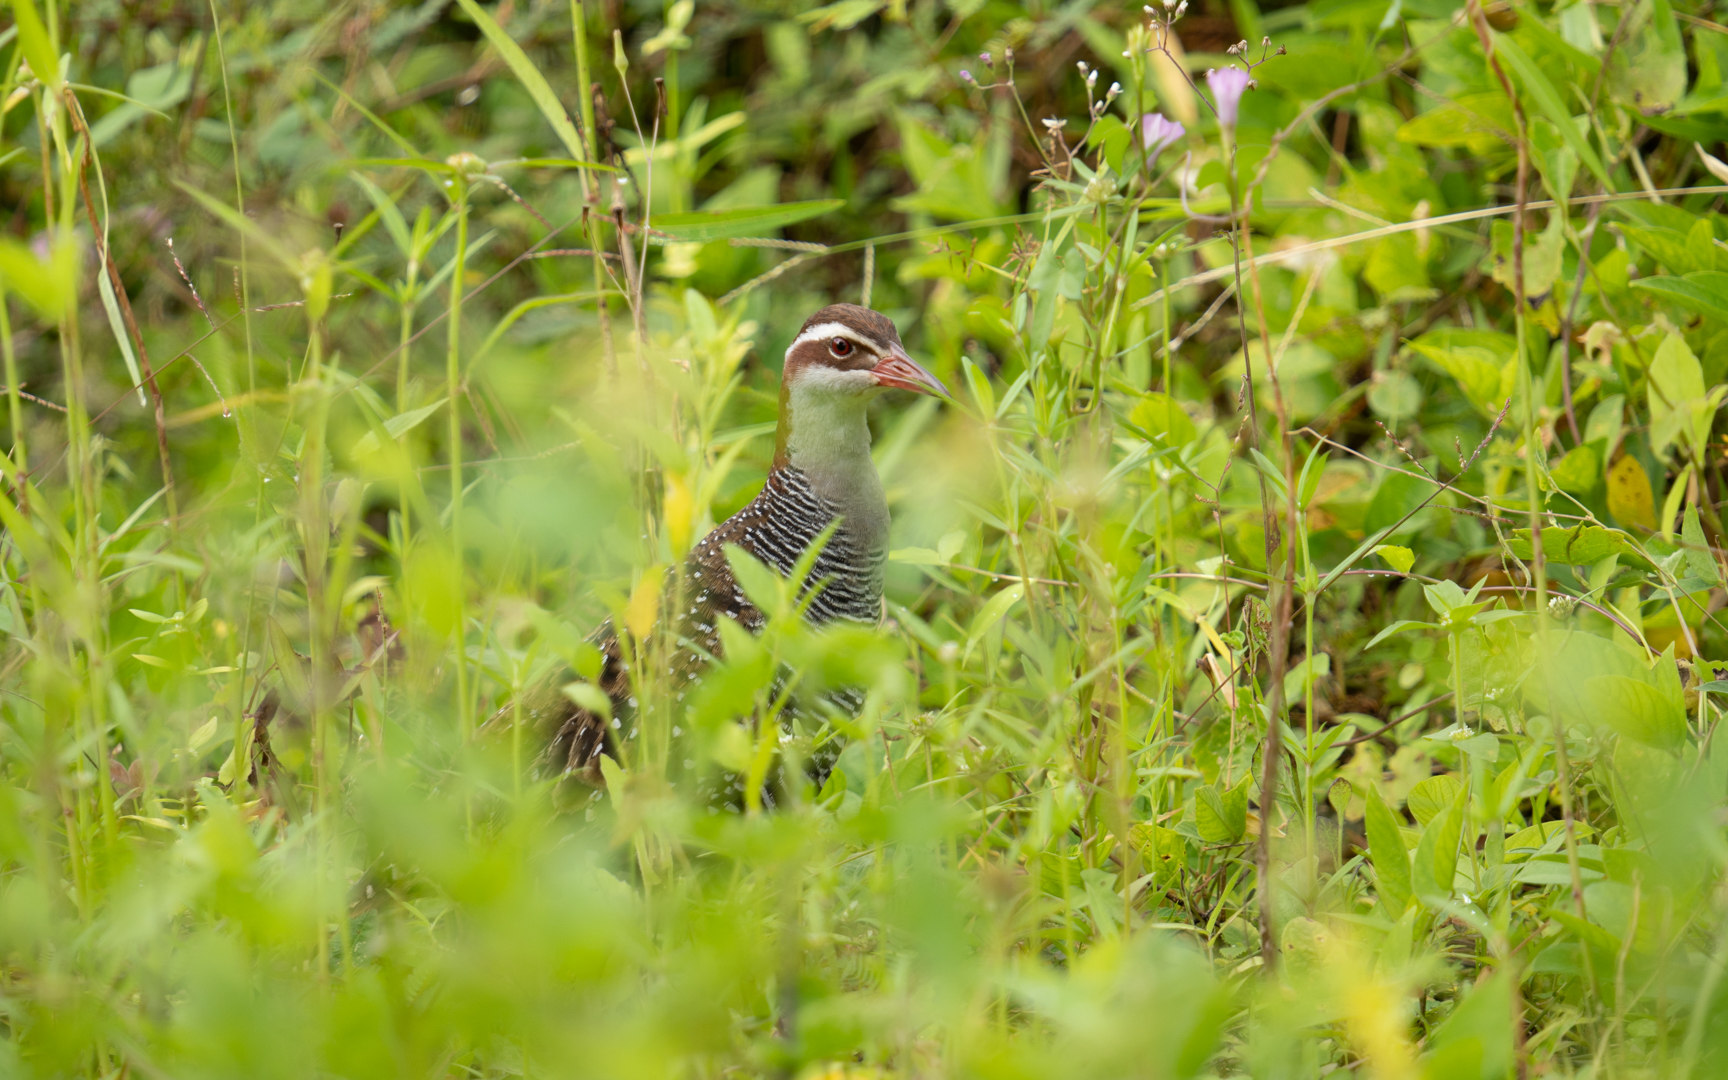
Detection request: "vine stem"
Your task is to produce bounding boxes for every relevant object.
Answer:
[448,177,473,760]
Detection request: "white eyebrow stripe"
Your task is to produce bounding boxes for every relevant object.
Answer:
[787,322,880,358]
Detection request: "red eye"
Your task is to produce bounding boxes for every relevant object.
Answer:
[829,337,854,358]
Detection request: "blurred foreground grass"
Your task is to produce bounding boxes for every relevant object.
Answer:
[7,0,1728,1075]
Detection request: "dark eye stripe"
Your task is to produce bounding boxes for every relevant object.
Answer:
[829,337,854,357]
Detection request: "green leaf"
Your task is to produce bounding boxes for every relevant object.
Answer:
[188,716,222,754]
[1631,273,1728,324]
[452,0,601,169]
[1283,651,1331,703]
[12,0,62,92]
[723,544,784,615]
[1547,443,1601,495]
[1364,471,1437,535]
[1493,32,1610,190]
[1406,774,1463,827]
[352,401,443,457]
[178,181,298,269]
[268,619,314,714]
[651,200,845,242]
[1683,505,1722,585]
[1582,674,1687,750]
[0,235,78,320]
[1395,92,1514,150]
[1365,782,1413,913]
[1647,332,1706,455]
[1372,544,1414,573]
[1409,340,1505,416]
[1129,392,1197,447]
[561,680,613,721]
[1412,797,1465,907]
[888,547,947,566]
[1363,618,1436,651]
[1195,777,1248,844]
[967,583,1025,648]
[1505,524,1635,565]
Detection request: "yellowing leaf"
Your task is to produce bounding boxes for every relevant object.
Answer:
[1372,544,1414,573]
[624,568,664,641]
[1606,454,1656,532]
[663,472,693,556]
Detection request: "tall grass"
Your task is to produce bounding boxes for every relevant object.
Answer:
[4,0,1728,1076]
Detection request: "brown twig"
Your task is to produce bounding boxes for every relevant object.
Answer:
[66,88,178,527]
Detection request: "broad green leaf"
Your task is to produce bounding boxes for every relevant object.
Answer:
[652,200,844,242]
[1406,774,1462,827]
[1585,394,1624,451]
[1647,332,1705,455]
[1547,442,1600,495]
[1683,505,1722,585]
[1129,392,1197,446]
[1364,471,1436,535]
[1412,798,1465,907]
[1505,524,1634,565]
[1409,340,1504,417]
[1365,782,1413,913]
[1631,273,1728,325]
[1372,544,1414,573]
[1503,820,1594,862]
[1283,651,1330,703]
[1395,92,1514,151]
[1195,778,1247,844]
[1494,32,1610,190]
[1129,822,1188,885]
[0,235,77,319]
[1582,674,1687,750]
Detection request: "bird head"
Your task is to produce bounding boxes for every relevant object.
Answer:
[780,304,948,400]
[774,304,946,475]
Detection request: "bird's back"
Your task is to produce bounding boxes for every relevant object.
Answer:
[537,463,884,784]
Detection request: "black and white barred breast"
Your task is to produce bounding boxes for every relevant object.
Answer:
[528,464,884,786]
[686,464,884,632]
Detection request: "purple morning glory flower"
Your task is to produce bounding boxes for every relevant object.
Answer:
[1206,66,1254,131]
[1141,113,1186,166]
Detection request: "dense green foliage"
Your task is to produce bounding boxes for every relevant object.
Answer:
[6,0,1728,1074]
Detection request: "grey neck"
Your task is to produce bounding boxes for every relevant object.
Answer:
[780,383,889,557]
